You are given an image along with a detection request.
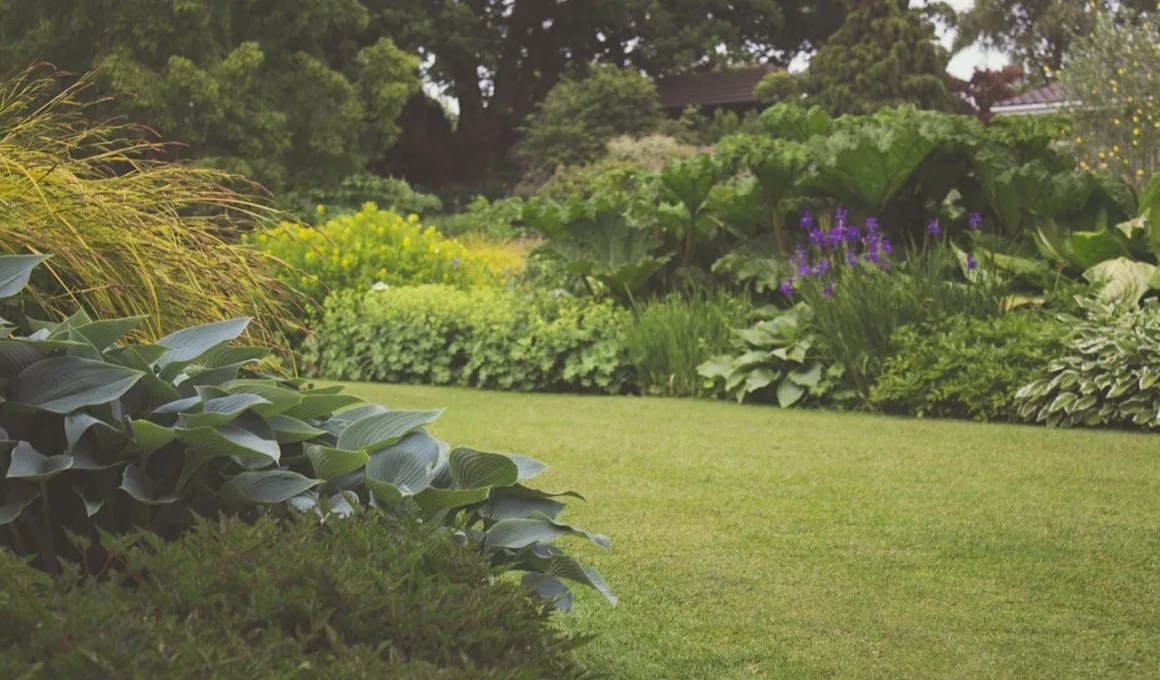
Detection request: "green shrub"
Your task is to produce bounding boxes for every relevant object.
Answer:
[303,286,633,394]
[251,204,502,301]
[0,513,591,678]
[698,303,854,406]
[1015,297,1160,429]
[0,255,611,608]
[287,173,444,221]
[870,313,1067,421]
[626,289,751,397]
[433,196,527,240]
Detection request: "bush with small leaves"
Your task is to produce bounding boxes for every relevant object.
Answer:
[1015,297,1160,429]
[0,513,592,678]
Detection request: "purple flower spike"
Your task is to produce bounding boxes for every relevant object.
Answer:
[845,225,861,243]
[845,249,858,266]
[968,212,983,231]
[966,252,978,270]
[800,211,814,230]
[452,257,461,267]
[927,219,941,236]
[780,279,795,296]
[865,217,880,235]
[881,239,894,256]
[827,227,845,247]
[822,281,836,298]
[835,208,848,229]
[797,260,811,277]
[813,258,832,277]
[809,227,825,248]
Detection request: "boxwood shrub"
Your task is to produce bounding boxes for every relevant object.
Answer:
[303,285,633,393]
[0,513,592,679]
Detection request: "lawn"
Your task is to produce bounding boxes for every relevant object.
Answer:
[341,382,1160,679]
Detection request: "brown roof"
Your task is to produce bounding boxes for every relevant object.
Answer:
[995,83,1069,108]
[656,65,778,109]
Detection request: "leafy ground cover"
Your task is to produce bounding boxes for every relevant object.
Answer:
[342,382,1160,679]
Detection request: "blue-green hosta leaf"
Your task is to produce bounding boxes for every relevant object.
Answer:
[744,367,777,395]
[0,481,39,525]
[105,344,169,369]
[305,444,369,481]
[152,396,203,415]
[155,317,251,371]
[119,464,177,505]
[283,393,364,421]
[64,412,121,454]
[522,552,616,607]
[220,470,321,506]
[776,379,805,408]
[178,413,280,464]
[178,393,270,428]
[328,403,391,425]
[484,517,610,551]
[364,433,441,503]
[74,485,105,517]
[130,420,177,456]
[480,494,566,522]
[71,316,147,351]
[0,254,49,298]
[267,415,326,444]
[788,362,823,388]
[221,380,303,416]
[413,486,492,516]
[521,573,574,612]
[336,410,444,452]
[198,345,271,369]
[502,484,586,503]
[7,442,73,481]
[13,357,144,414]
[696,354,735,381]
[449,447,519,490]
[509,454,548,481]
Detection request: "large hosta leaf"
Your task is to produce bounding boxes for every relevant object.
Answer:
[305,444,369,481]
[484,517,610,551]
[267,415,326,444]
[119,464,177,505]
[522,552,617,607]
[1083,257,1157,306]
[178,412,280,464]
[6,442,73,481]
[72,316,147,351]
[449,447,519,489]
[220,470,321,506]
[336,410,443,452]
[155,317,250,370]
[283,393,363,421]
[0,481,39,525]
[13,357,144,413]
[221,380,303,416]
[130,420,177,456]
[363,433,441,503]
[480,493,566,522]
[0,254,49,299]
[178,393,270,428]
[413,486,492,516]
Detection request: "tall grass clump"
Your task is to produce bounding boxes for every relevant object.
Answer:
[626,287,751,397]
[0,66,301,344]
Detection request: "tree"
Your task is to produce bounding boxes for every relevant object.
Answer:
[782,0,958,116]
[0,1,420,192]
[951,66,1025,123]
[517,66,663,184]
[954,0,1156,84]
[1060,9,1160,182]
[366,0,847,187]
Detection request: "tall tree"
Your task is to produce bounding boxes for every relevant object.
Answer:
[0,0,420,192]
[775,0,957,116]
[366,0,847,187]
[954,0,1156,84]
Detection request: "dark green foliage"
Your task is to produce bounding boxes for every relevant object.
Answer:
[784,0,959,115]
[1015,297,1160,429]
[287,174,444,222]
[303,286,634,394]
[625,289,752,397]
[434,196,528,240]
[0,513,591,679]
[698,304,854,406]
[870,312,1066,421]
[0,255,611,607]
[519,66,664,186]
[0,2,421,192]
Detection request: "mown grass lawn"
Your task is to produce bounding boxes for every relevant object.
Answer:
[341,382,1160,679]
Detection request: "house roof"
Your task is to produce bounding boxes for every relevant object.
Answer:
[655,65,778,110]
[992,84,1071,115]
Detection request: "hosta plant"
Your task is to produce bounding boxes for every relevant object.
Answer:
[0,255,611,610]
[697,303,853,406]
[1015,297,1160,429]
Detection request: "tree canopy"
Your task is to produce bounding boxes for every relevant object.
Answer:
[0,0,420,192]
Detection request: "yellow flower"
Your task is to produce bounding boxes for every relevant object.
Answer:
[1114,145,1121,153]
[1134,128,1142,136]
[407,214,419,224]
[402,237,412,248]
[1138,169,1146,177]
[1075,136,1084,144]
[1114,118,1121,126]
[1099,151,1107,159]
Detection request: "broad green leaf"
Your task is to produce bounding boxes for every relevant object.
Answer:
[522,552,617,607]
[696,355,734,381]
[305,444,369,481]
[0,481,39,525]
[72,316,147,350]
[449,447,519,490]
[1083,257,1157,306]
[119,464,177,505]
[335,409,443,452]
[1069,230,1130,269]
[788,363,823,388]
[130,420,176,456]
[267,415,326,444]
[521,573,573,612]
[283,393,363,421]
[743,367,777,395]
[179,393,270,428]
[178,413,280,464]
[13,357,144,414]
[413,486,492,516]
[199,345,272,369]
[363,433,440,503]
[220,470,321,506]
[509,454,548,481]
[485,516,609,551]
[0,254,49,298]
[776,379,805,408]
[0,341,46,378]
[221,380,303,416]
[64,413,120,454]
[480,494,566,522]
[6,442,73,481]
[155,317,251,370]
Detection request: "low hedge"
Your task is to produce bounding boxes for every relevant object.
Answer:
[303,285,634,393]
[869,312,1067,421]
[0,512,590,679]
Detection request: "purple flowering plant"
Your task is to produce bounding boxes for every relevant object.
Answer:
[780,209,895,298]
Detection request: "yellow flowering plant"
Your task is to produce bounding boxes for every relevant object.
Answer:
[251,203,504,300]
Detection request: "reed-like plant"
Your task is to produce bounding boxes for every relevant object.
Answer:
[0,66,302,346]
